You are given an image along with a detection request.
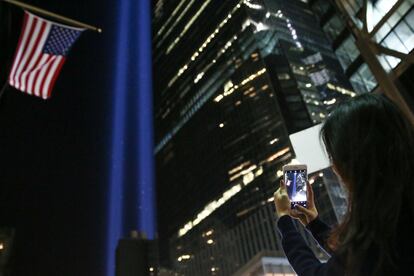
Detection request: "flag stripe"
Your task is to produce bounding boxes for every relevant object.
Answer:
[14,15,39,89]
[8,11,84,99]
[9,14,33,86]
[38,56,56,98]
[8,13,29,86]
[25,24,51,94]
[46,57,65,99]
[30,55,49,97]
[42,56,62,99]
[21,21,47,93]
[34,55,54,97]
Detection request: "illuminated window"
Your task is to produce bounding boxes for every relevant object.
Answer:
[335,35,359,70]
[393,20,414,53]
[374,1,413,42]
[277,73,291,80]
[167,2,242,87]
[377,54,400,72]
[367,0,398,32]
[156,0,188,38]
[166,0,213,54]
[350,64,377,93]
[383,31,409,54]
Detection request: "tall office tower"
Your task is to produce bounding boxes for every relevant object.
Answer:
[153,0,350,274]
[309,0,414,101]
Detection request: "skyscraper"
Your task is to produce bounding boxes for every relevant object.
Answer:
[153,0,350,274]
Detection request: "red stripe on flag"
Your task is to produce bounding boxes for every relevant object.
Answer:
[32,55,53,97]
[8,13,29,84]
[26,54,45,94]
[8,12,84,98]
[39,56,56,98]
[23,21,47,93]
[14,16,38,89]
[47,57,66,98]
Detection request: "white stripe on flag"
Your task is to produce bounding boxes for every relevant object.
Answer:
[19,20,45,92]
[34,55,54,97]
[9,11,85,99]
[9,14,34,86]
[14,15,41,89]
[42,56,63,99]
[25,24,51,95]
[27,54,49,95]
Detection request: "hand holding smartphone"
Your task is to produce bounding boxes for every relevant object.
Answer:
[282,164,308,209]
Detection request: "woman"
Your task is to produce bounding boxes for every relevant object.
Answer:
[274,93,414,275]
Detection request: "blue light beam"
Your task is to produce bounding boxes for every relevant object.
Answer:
[107,0,155,275]
[136,0,155,240]
[106,0,130,275]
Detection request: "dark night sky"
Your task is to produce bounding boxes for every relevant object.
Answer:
[0,0,117,275]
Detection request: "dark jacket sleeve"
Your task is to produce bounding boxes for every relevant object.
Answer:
[305,216,332,254]
[277,215,344,276]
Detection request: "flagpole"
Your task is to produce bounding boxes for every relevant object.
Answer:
[1,0,102,33]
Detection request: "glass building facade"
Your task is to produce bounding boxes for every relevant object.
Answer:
[153,0,349,274]
[309,0,414,95]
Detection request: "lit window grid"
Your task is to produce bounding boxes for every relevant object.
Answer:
[334,35,359,70]
[367,7,414,73]
[172,196,331,275]
[373,0,414,42]
[155,66,267,154]
[329,5,413,92]
[349,64,378,93]
[167,1,244,89]
[155,0,192,39]
[366,0,399,32]
[214,68,267,103]
[177,147,291,238]
[379,7,414,65]
[166,0,212,54]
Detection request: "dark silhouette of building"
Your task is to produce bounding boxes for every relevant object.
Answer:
[115,231,158,276]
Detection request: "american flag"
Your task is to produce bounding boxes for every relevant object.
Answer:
[8,11,84,99]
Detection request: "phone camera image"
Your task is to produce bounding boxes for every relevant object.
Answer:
[284,169,307,208]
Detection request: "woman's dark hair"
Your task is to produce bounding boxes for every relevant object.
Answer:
[320,93,414,275]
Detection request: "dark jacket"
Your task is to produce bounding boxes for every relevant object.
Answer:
[277,215,412,276]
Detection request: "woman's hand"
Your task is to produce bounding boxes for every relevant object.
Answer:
[290,181,318,226]
[274,180,291,218]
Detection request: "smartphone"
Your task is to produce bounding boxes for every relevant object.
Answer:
[282,164,308,209]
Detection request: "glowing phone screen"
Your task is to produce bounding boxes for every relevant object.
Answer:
[284,169,307,208]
